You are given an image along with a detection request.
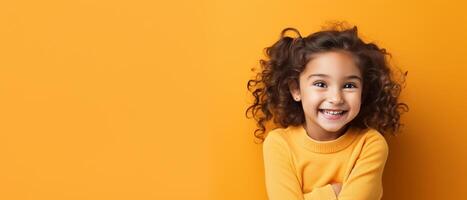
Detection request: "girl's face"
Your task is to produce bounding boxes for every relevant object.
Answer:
[289,51,363,140]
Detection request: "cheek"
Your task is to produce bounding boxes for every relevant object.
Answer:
[303,91,323,103]
[301,92,323,110]
[346,93,362,109]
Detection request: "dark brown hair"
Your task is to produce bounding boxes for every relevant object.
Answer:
[246,22,409,143]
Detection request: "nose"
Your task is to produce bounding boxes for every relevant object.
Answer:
[327,87,344,105]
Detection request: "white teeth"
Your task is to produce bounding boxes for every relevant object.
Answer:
[322,110,344,115]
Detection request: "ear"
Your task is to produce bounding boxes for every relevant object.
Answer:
[288,79,301,102]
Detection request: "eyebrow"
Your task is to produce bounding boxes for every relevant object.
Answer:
[307,74,362,81]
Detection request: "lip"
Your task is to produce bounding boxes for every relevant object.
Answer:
[320,108,347,111]
[319,109,348,120]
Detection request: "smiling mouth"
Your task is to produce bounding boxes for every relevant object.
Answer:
[318,109,348,119]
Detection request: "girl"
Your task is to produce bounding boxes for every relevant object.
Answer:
[246,22,408,200]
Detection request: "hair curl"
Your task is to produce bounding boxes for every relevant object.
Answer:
[246,22,409,143]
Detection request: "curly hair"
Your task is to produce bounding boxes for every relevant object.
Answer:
[246,22,409,143]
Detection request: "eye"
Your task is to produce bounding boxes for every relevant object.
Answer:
[313,81,327,88]
[344,83,357,88]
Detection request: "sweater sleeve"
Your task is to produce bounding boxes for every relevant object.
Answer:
[337,133,389,200]
[263,132,337,200]
[303,184,337,199]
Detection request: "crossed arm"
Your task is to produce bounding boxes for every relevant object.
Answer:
[263,133,388,200]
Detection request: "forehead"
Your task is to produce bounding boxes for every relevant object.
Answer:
[302,51,361,78]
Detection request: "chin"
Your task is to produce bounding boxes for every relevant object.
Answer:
[319,124,347,133]
[322,126,344,132]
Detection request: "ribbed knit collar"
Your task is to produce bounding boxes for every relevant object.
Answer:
[290,125,360,154]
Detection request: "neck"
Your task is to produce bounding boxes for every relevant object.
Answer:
[302,123,349,141]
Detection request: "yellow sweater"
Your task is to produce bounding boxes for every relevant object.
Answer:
[263,125,388,200]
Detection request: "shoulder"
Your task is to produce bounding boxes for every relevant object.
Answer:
[357,128,389,158]
[263,125,300,143]
[360,128,388,144]
[263,127,288,147]
[262,127,296,163]
[263,126,297,151]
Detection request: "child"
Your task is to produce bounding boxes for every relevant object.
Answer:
[246,22,408,200]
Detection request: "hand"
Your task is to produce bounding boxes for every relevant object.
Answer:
[331,182,342,196]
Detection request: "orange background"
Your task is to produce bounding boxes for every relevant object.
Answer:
[0,0,466,199]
